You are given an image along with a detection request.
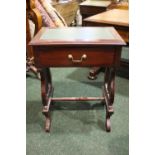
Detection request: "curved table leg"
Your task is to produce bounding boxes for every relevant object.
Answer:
[40,68,53,132]
[105,112,111,132]
[103,67,115,132]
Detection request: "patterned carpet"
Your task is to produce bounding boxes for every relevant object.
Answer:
[27,63,129,155]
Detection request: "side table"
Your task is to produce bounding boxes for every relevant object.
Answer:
[30,27,125,132]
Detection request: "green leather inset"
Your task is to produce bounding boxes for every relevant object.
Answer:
[40,27,115,41]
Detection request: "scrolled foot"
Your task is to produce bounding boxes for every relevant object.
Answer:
[105,117,111,132]
[45,117,51,132]
[42,110,51,132]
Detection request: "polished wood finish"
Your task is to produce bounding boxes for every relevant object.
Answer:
[108,1,129,10]
[104,67,115,131]
[33,47,117,67]
[27,0,42,36]
[80,0,111,23]
[30,27,125,132]
[26,11,33,58]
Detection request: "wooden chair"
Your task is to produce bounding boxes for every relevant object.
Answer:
[26,0,42,78]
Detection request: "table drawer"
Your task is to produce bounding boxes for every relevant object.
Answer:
[34,46,117,67]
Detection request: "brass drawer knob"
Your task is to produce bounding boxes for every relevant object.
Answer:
[68,54,87,63]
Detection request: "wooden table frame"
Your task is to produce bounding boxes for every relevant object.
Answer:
[30,27,125,132]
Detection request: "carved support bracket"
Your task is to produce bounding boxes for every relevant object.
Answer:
[103,67,115,132]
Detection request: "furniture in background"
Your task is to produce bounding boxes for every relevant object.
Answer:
[83,9,129,43]
[26,0,42,78]
[30,27,125,132]
[83,9,129,79]
[108,1,129,10]
[26,0,69,78]
[52,0,79,26]
[79,0,111,24]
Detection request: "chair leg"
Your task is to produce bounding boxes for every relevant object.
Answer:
[26,57,40,79]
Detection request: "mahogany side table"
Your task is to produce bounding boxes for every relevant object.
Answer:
[29,27,125,132]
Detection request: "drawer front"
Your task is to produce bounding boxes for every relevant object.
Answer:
[34,46,117,67]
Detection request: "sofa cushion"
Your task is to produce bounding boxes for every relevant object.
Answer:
[35,0,56,27]
[38,0,67,27]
